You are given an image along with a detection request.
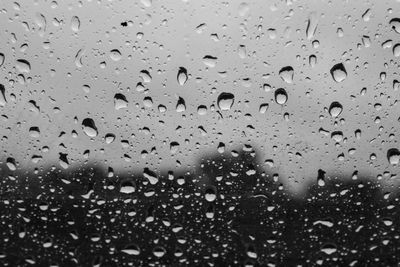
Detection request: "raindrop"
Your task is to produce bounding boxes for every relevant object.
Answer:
[320,243,337,255]
[6,157,16,171]
[387,148,400,165]
[121,244,140,255]
[330,63,347,83]
[306,12,318,40]
[274,88,288,105]
[279,66,294,83]
[153,246,166,258]
[71,16,80,32]
[109,49,122,61]
[176,97,186,112]
[82,118,98,137]
[16,59,31,73]
[390,18,400,34]
[0,84,6,106]
[217,92,234,111]
[139,70,152,83]
[202,55,217,68]
[114,93,128,110]
[120,181,135,194]
[393,44,400,57]
[205,187,217,202]
[0,53,4,67]
[177,67,188,86]
[328,101,343,118]
[105,133,115,144]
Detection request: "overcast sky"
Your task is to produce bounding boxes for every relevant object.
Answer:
[0,0,399,192]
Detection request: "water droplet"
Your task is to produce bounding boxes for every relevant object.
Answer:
[82,118,98,137]
[320,244,337,255]
[259,103,269,114]
[274,88,288,105]
[105,133,115,144]
[139,70,152,83]
[0,84,6,106]
[393,44,400,57]
[16,59,31,73]
[109,49,122,61]
[143,168,158,185]
[330,63,347,83]
[362,9,371,22]
[387,148,400,165]
[177,67,188,86]
[6,157,16,171]
[120,181,135,194]
[217,92,234,111]
[176,97,186,112]
[71,16,80,32]
[328,101,343,118]
[279,66,294,83]
[153,246,166,258]
[390,18,400,34]
[29,127,40,138]
[121,244,140,255]
[306,12,318,40]
[0,53,4,67]
[202,55,217,68]
[205,187,217,202]
[238,2,250,17]
[114,93,128,110]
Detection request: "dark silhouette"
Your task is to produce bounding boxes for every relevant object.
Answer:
[0,147,399,266]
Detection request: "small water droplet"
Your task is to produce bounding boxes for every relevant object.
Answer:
[330,63,347,83]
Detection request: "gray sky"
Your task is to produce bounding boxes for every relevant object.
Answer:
[0,0,399,192]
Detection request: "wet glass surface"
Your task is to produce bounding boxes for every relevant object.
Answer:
[0,0,400,266]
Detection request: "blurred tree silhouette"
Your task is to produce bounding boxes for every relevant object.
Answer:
[0,147,399,266]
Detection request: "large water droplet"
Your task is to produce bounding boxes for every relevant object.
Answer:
[306,12,318,40]
[279,66,294,84]
[328,101,343,118]
[114,93,128,110]
[82,118,98,137]
[390,18,400,34]
[176,97,186,112]
[121,244,140,255]
[238,2,250,17]
[393,44,400,57]
[120,180,135,194]
[177,67,188,86]
[71,16,80,32]
[0,53,4,67]
[330,63,347,83]
[217,92,234,111]
[0,84,6,106]
[387,148,400,165]
[109,49,122,61]
[16,59,31,73]
[275,88,288,105]
[6,157,16,171]
[202,55,217,68]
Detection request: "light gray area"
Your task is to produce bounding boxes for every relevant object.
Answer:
[0,0,399,192]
